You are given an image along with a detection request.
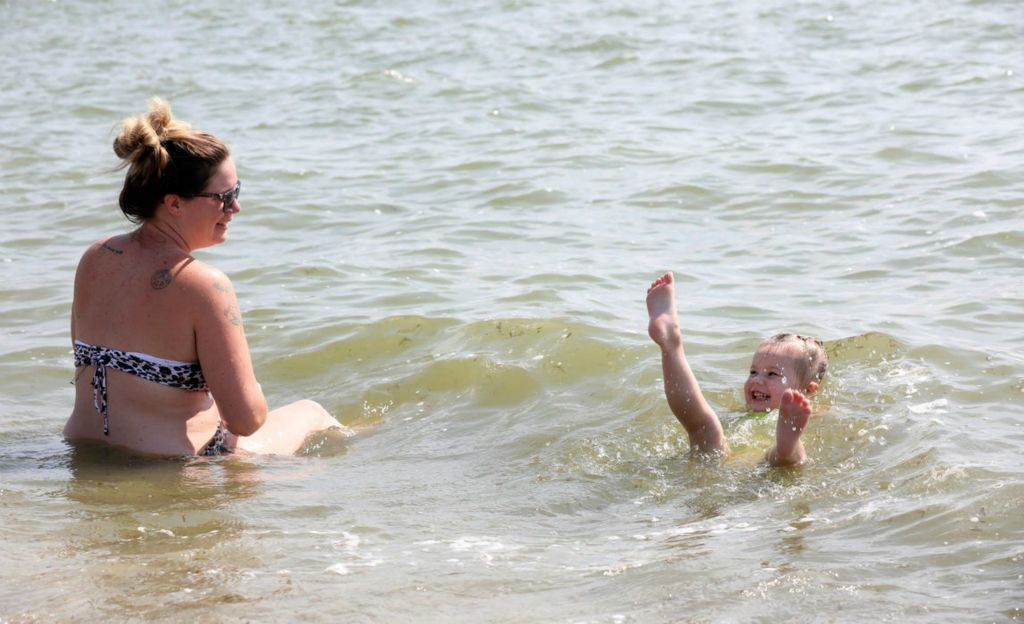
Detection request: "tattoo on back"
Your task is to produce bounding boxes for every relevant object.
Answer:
[101,243,124,255]
[151,269,172,290]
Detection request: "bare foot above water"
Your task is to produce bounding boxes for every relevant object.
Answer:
[646,272,681,349]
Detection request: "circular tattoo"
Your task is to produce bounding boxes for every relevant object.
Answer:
[150,268,172,290]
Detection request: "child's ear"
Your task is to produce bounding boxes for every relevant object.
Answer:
[805,381,819,396]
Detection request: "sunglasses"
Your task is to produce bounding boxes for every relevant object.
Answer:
[192,180,241,211]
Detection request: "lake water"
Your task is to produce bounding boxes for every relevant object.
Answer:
[1,0,1022,621]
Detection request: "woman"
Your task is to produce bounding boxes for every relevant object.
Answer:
[66,98,340,456]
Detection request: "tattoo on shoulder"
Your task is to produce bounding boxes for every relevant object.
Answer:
[101,243,124,255]
[151,268,172,290]
[213,281,231,293]
[223,305,242,326]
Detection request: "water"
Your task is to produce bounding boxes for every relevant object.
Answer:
[2,0,1023,621]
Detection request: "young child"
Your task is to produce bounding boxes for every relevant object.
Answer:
[645,272,828,466]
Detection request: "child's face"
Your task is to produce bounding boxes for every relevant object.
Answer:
[743,344,813,411]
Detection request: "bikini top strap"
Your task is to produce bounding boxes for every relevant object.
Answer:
[73,342,111,435]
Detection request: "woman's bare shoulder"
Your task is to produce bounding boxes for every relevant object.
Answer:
[74,236,136,285]
[79,234,129,262]
[174,258,230,286]
[171,259,238,307]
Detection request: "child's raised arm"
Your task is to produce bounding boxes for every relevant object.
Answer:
[762,388,811,466]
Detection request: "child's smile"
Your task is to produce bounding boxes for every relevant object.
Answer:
[743,344,806,411]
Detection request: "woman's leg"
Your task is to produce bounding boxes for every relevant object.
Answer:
[234,399,344,454]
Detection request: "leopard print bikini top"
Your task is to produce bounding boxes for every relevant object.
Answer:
[73,340,208,436]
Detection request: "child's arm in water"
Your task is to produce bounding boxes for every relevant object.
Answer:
[762,388,812,467]
[646,272,727,455]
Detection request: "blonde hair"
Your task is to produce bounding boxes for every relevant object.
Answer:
[761,333,828,387]
[113,98,229,223]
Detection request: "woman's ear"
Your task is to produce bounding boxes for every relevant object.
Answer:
[805,380,820,396]
[161,194,185,217]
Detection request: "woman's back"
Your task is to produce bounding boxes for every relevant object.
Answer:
[74,233,198,361]
[67,232,221,455]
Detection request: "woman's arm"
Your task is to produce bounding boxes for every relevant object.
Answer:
[191,266,267,436]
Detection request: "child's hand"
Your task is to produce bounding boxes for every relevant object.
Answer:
[768,389,812,466]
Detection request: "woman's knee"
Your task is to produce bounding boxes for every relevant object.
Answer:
[290,399,338,429]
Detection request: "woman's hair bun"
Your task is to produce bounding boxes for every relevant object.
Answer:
[112,98,191,175]
[145,97,174,138]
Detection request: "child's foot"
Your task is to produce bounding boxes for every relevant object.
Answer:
[769,389,811,466]
[646,272,681,349]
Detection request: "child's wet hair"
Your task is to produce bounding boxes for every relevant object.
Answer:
[762,333,828,387]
